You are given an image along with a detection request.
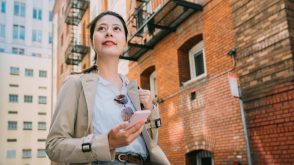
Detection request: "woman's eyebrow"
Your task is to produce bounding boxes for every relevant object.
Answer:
[97,22,122,27]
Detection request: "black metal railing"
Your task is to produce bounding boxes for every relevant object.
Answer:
[64,0,89,66]
[122,0,202,61]
[65,34,90,65]
[65,0,89,26]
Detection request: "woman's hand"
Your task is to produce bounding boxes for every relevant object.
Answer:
[108,120,145,150]
[139,88,153,110]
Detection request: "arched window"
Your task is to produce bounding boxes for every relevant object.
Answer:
[140,66,157,99]
[178,35,205,86]
[186,150,214,165]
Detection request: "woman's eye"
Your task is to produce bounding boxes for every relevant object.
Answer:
[97,27,106,31]
[113,27,121,32]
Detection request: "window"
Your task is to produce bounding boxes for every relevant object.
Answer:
[23,122,32,130]
[7,139,17,142]
[37,139,46,142]
[6,149,16,159]
[32,52,41,57]
[0,24,5,38]
[39,70,47,78]
[9,84,19,87]
[38,86,47,90]
[49,11,52,21]
[22,149,32,158]
[13,25,25,40]
[10,67,19,75]
[0,0,5,13]
[25,68,33,77]
[140,66,156,99]
[32,30,42,43]
[189,41,206,79]
[33,8,42,20]
[12,47,25,55]
[37,149,46,158]
[9,94,18,103]
[38,112,46,115]
[48,32,52,44]
[8,121,17,130]
[38,122,46,130]
[149,71,157,99]
[24,95,33,103]
[38,96,47,104]
[8,111,18,114]
[14,2,25,17]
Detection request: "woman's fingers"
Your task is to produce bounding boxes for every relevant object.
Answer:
[108,120,145,148]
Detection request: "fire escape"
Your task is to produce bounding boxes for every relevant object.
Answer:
[121,0,202,61]
[64,0,90,68]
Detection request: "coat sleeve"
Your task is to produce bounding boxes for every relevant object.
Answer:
[146,104,160,144]
[46,75,115,163]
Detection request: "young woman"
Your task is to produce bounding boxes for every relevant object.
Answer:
[46,11,170,165]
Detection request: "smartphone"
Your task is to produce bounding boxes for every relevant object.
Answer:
[126,110,151,129]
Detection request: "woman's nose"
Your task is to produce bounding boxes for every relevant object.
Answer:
[105,29,113,37]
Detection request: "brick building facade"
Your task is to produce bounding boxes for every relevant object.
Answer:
[125,0,247,164]
[125,0,294,164]
[231,0,294,164]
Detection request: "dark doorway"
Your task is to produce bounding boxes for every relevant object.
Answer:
[186,150,214,165]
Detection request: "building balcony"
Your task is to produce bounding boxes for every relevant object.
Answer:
[65,36,90,65]
[121,0,202,61]
[65,0,89,26]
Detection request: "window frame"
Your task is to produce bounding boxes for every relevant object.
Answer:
[32,30,42,43]
[33,8,42,20]
[10,66,19,75]
[14,1,25,17]
[188,41,206,80]
[0,24,5,38]
[8,121,17,130]
[22,149,32,158]
[0,0,6,13]
[23,121,32,130]
[6,149,16,159]
[24,95,33,103]
[25,68,33,77]
[149,71,157,99]
[37,149,46,158]
[39,70,47,78]
[38,96,47,104]
[13,24,25,40]
[38,122,46,130]
[9,94,18,103]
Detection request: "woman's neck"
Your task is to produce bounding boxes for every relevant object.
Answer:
[97,57,122,89]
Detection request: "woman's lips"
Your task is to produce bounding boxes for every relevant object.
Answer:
[102,41,117,46]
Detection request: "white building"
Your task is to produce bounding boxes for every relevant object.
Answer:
[0,0,54,164]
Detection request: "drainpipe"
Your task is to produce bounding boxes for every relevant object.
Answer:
[228,48,252,165]
[239,94,253,165]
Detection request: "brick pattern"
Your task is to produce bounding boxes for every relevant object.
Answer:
[231,0,294,164]
[127,0,248,164]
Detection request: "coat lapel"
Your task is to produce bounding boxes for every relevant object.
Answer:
[81,73,98,132]
[127,80,142,111]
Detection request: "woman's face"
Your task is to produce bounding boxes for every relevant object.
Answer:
[92,15,127,58]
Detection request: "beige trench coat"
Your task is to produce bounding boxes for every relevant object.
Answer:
[46,73,170,165]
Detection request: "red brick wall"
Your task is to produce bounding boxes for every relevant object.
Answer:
[127,0,248,164]
[231,0,294,164]
[245,83,294,164]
